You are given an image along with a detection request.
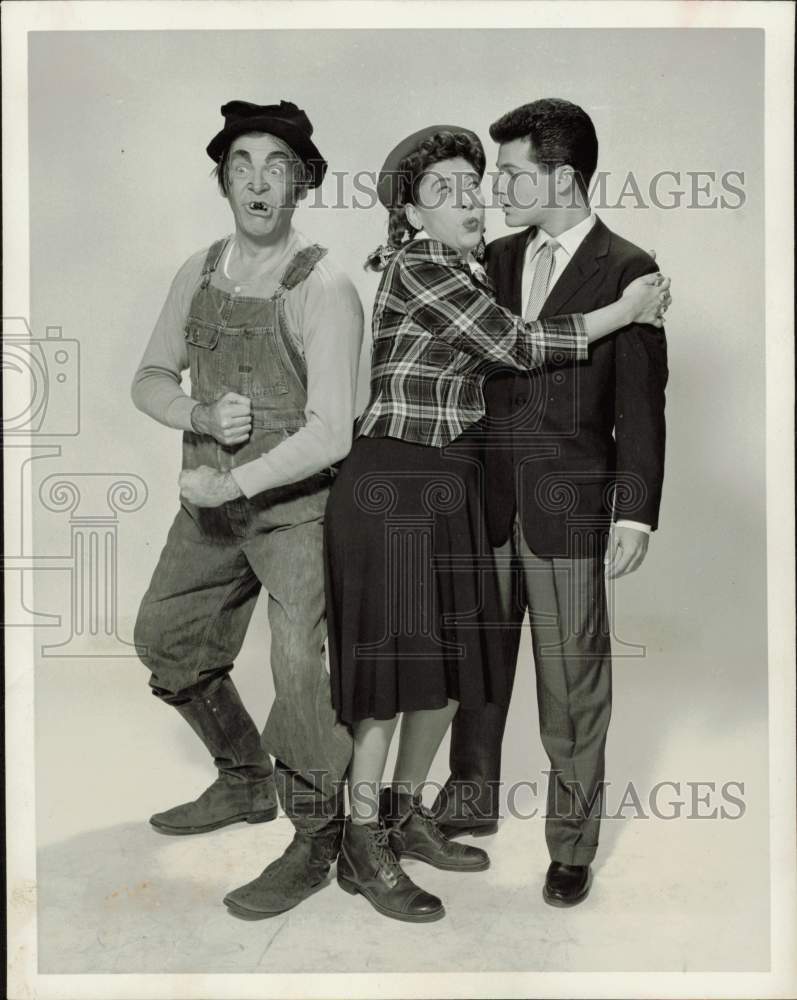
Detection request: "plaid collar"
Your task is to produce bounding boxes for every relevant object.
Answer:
[400,237,493,292]
[401,237,465,268]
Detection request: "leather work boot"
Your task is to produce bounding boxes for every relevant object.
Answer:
[150,773,277,835]
[224,818,343,919]
[380,788,490,872]
[431,695,516,837]
[224,775,346,919]
[431,774,499,838]
[336,817,444,923]
[150,673,278,834]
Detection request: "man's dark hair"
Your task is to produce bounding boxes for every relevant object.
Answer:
[489,98,598,198]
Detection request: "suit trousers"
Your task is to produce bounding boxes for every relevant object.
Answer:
[443,515,612,866]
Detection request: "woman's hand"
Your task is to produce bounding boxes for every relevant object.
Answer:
[564,269,672,345]
[622,273,672,328]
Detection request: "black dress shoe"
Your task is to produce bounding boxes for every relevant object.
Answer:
[543,861,592,907]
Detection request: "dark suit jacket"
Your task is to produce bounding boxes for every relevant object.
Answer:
[482,217,668,557]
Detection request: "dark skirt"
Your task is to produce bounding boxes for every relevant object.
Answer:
[324,429,511,724]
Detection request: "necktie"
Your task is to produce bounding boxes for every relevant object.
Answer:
[524,238,560,321]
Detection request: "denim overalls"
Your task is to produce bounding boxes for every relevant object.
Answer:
[135,237,353,802]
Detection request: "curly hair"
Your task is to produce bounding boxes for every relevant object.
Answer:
[365,129,486,271]
[489,98,598,199]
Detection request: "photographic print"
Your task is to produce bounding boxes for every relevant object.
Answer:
[3,2,795,999]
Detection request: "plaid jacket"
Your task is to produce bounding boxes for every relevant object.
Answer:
[356,238,588,447]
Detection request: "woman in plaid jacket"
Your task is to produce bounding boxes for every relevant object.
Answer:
[325,125,670,922]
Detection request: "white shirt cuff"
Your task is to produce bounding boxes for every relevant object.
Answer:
[615,519,651,534]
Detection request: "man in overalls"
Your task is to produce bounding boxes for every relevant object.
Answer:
[131,100,364,917]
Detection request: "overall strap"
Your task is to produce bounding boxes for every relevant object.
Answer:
[277,244,328,292]
[272,244,329,395]
[199,238,230,289]
[272,243,327,401]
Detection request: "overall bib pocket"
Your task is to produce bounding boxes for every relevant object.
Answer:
[184,320,223,402]
[235,326,290,397]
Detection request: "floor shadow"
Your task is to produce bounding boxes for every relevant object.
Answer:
[36,805,768,976]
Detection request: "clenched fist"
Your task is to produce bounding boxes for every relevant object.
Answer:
[191,392,252,446]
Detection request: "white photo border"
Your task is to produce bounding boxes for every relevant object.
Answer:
[3,2,795,998]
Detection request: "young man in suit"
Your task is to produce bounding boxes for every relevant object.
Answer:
[432,98,668,906]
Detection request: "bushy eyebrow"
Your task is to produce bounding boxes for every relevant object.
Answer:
[229,149,293,164]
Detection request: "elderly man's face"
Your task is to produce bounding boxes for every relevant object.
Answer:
[225,133,304,243]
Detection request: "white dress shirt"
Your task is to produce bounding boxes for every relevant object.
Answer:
[522,213,650,536]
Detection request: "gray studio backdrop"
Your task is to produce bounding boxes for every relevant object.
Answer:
[24,25,766,957]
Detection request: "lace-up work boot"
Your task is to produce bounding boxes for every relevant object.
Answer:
[380,788,490,872]
[336,818,444,922]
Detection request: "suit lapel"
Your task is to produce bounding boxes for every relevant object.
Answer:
[540,217,611,318]
[509,227,532,315]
